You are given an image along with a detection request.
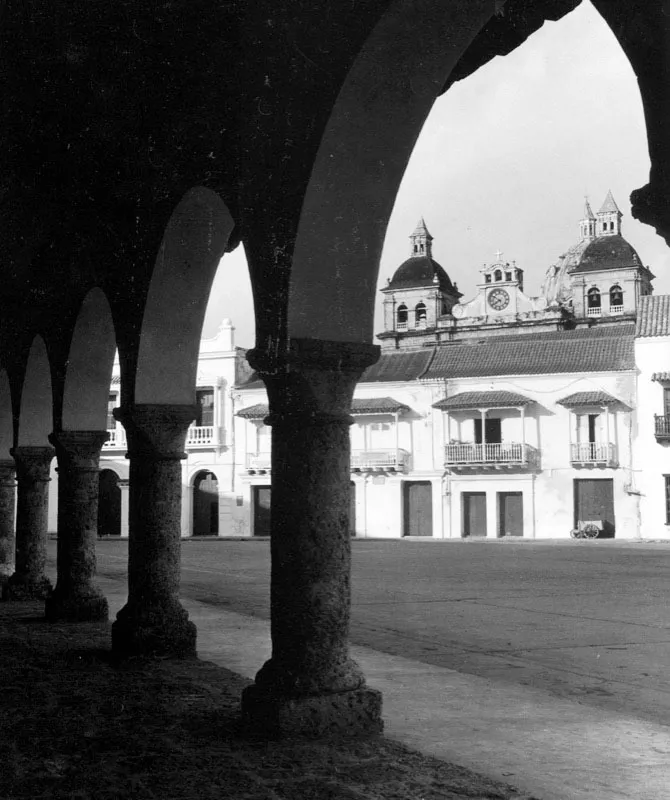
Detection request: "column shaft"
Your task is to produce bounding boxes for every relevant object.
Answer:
[3,447,54,600]
[0,460,16,582]
[111,404,197,658]
[45,430,109,622]
[241,338,383,737]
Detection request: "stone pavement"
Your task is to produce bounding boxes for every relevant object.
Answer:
[96,574,670,800]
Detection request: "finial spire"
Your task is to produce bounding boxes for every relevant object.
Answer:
[409,217,433,258]
[596,189,622,236]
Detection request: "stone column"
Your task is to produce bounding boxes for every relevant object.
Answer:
[111,404,197,658]
[0,460,16,583]
[119,479,130,538]
[3,446,54,600]
[241,338,383,737]
[45,430,109,622]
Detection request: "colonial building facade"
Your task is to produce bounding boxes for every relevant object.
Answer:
[47,193,668,542]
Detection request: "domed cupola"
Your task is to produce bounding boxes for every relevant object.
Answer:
[545,192,654,321]
[381,218,462,344]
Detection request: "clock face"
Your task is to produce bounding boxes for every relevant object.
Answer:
[488,288,510,311]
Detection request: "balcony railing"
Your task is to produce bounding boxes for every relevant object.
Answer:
[103,427,127,449]
[587,306,602,317]
[351,448,410,472]
[444,442,536,467]
[609,304,624,315]
[654,415,670,440]
[570,442,617,465]
[186,425,215,446]
[246,452,272,472]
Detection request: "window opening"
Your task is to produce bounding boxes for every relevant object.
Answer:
[494,269,502,282]
[195,389,214,426]
[415,302,427,328]
[397,304,408,329]
[106,394,117,429]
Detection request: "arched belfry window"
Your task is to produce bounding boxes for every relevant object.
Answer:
[415,302,427,328]
[587,287,601,316]
[397,304,408,330]
[494,269,502,282]
[609,284,623,313]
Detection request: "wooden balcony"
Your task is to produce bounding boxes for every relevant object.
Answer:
[570,442,617,466]
[654,415,670,441]
[351,448,410,472]
[444,442,537,470]
[246,452,272,473]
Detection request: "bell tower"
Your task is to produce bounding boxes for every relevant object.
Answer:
[597,190,622,236]
[408,218,433,258]
[580,197,597,241]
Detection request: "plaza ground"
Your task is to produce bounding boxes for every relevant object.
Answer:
[9,537,668,799]
[95,537,670,727]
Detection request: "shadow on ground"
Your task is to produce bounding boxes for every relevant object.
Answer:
[0,600,538,800]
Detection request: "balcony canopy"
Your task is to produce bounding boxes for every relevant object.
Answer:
[652,372,670,382]
[557,391,620,407]
[237,397,408,419]
[433,391,533,411]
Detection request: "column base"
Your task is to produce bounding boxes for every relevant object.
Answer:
[2,573,52,601]
[45,588,109,623]
[111,603,197,659]
[241,685,383,738]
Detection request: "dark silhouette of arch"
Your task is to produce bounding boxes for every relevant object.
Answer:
[192,471,219,536]
[98,470,121,537]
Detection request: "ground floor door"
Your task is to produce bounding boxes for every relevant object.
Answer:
[193,471,219,536]
[498,492,523,537]
[253,486,272,537]
[350,482,356,537]
[463,492,487,537]
[574,478,615,537]
[98,470,121,537]
[403,481,433,537]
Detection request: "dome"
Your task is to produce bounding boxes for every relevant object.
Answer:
[571,235,642,274]
[541,240,589,307]
[386,256,456,293]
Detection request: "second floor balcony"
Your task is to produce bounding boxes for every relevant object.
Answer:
[444,442,537,470]
[351,448,410,473]
[654,415,670,441]
[570,442,617,466]
[103,424,218,451]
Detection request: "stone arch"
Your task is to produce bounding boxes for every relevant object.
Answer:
[0,371,13,460]
[192,469,219,537]
[135,187,235,404]
[396,304,408,328]
[61,288,116,431]
[17,336,53,446]
[287,0,497,343]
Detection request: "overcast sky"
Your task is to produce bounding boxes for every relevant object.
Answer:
[203,1,667,348]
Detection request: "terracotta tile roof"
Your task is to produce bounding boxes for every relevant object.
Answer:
[236,403,268,419]
[636,295,670,337]
[351,397,409,414]
[360,349,434,383]
[422,324,634,379]
[236,398,409,417]
[557,391,620,407]
[433,391,533,410]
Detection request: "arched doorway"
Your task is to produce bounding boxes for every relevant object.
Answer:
[98,470,121,537]
[193,471,219,536]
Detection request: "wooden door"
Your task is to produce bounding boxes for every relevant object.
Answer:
[498,492,523,537]
[403,481,433,537]
[463,492,487,537]
[574,479,615,537]
[253,486,272,537]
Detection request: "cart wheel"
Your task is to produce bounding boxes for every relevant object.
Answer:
[582,523,599,539]
[569,528,580,539]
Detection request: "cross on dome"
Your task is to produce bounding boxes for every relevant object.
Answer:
[494,250,503,261]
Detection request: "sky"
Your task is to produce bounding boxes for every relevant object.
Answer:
[203,1,668,348]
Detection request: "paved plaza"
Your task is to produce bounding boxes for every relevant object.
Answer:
[71,538,670,799]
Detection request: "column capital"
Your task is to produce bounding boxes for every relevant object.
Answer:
[113,404,197,460]
[48,430,109,472]
[247,338,380,425]
[11,446,55,482]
